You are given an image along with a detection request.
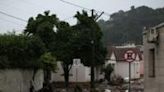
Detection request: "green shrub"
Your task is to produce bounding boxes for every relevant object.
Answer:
[110,74,124,85]
[0,34,46,69]
[74,85,82,92]
[104,64,114,82]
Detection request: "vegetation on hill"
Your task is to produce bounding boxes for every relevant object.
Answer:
[98,6,164,46]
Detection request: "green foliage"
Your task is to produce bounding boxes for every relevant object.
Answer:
[0,33,46,69]
[74,10,107,66]
[24,11,75,87]
[24,11,58,49]
[110,74,124,85]
[53,21,75,64]
[22,10,107,87]
[74,10,107,88]
[52,21,77,88]
[74,85,82,92]
[98,6,164,46]
[40,52,57,71]
[104,64,114,82]
[24,11,59,72]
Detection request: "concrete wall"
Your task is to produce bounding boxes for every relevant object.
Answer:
[115,61,140,79]
[144,25,164,92]
[51,62,91,82]
[95,66,104,81]
[106,59,140,79]
[0,69,43,92]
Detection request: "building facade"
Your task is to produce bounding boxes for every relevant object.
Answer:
[144,23,164,92]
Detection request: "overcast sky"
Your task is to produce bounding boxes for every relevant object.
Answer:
[0,0,164,33]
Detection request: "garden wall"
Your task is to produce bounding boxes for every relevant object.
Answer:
[0,69,43,92]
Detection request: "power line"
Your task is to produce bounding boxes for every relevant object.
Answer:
[59,0,90,10]
[18,0,47,10]
[59,0,111,16]
[0,17,25,26]
[0,1,38,17]
[0,10,27,22]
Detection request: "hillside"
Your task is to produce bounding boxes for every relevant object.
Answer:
[98,6,164,46]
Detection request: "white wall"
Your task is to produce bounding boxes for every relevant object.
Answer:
[95,66,104,81]
[106,52,141,79]
[115,61,140,79]
[0,69,44,92]
[51,62,91,82]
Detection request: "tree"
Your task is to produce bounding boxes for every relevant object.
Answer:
[24,11,58,50]
[74,10,107,89]
[40,52,57,83]
[24,11,59,89]
[53,21,76,88]
[24,11,76,88]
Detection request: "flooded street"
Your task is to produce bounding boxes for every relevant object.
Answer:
[53,78,144,92]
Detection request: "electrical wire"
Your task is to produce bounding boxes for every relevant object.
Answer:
[59,0,90,11]
[0,10,27,22]
[59,0,111,16]
[0,17,26,26]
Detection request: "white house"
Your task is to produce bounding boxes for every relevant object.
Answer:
[106,45,143,79]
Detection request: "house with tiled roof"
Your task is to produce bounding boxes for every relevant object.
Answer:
[106,45,143,79]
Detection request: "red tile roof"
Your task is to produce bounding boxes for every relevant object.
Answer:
[106,46,142,62]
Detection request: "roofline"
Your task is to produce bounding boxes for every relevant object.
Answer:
[143,22,164,35]
[154,22,164,29]
[105,59,141,62]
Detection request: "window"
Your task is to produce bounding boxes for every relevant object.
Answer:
[148,49,155,77]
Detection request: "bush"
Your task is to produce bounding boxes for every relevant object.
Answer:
[104,64,114,82]
[0,34,46,69]
[110,74,124,85]
[74,85,82,92]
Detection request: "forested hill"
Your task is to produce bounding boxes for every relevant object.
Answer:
[98,6,164,46]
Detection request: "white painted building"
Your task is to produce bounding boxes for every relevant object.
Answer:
[106,45,143,79]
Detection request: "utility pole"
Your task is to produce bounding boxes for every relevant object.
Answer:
[95,12,104,21]
[90,9,95,90]
[90,9,104,91]
[129,62,131,92]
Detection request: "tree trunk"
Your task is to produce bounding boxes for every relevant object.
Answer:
[90,65,95,89]
[43,69,53,92]
[64,64,69,88]
[32,69,37,81]
[30,69,37,92]
[44,69,51,84]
